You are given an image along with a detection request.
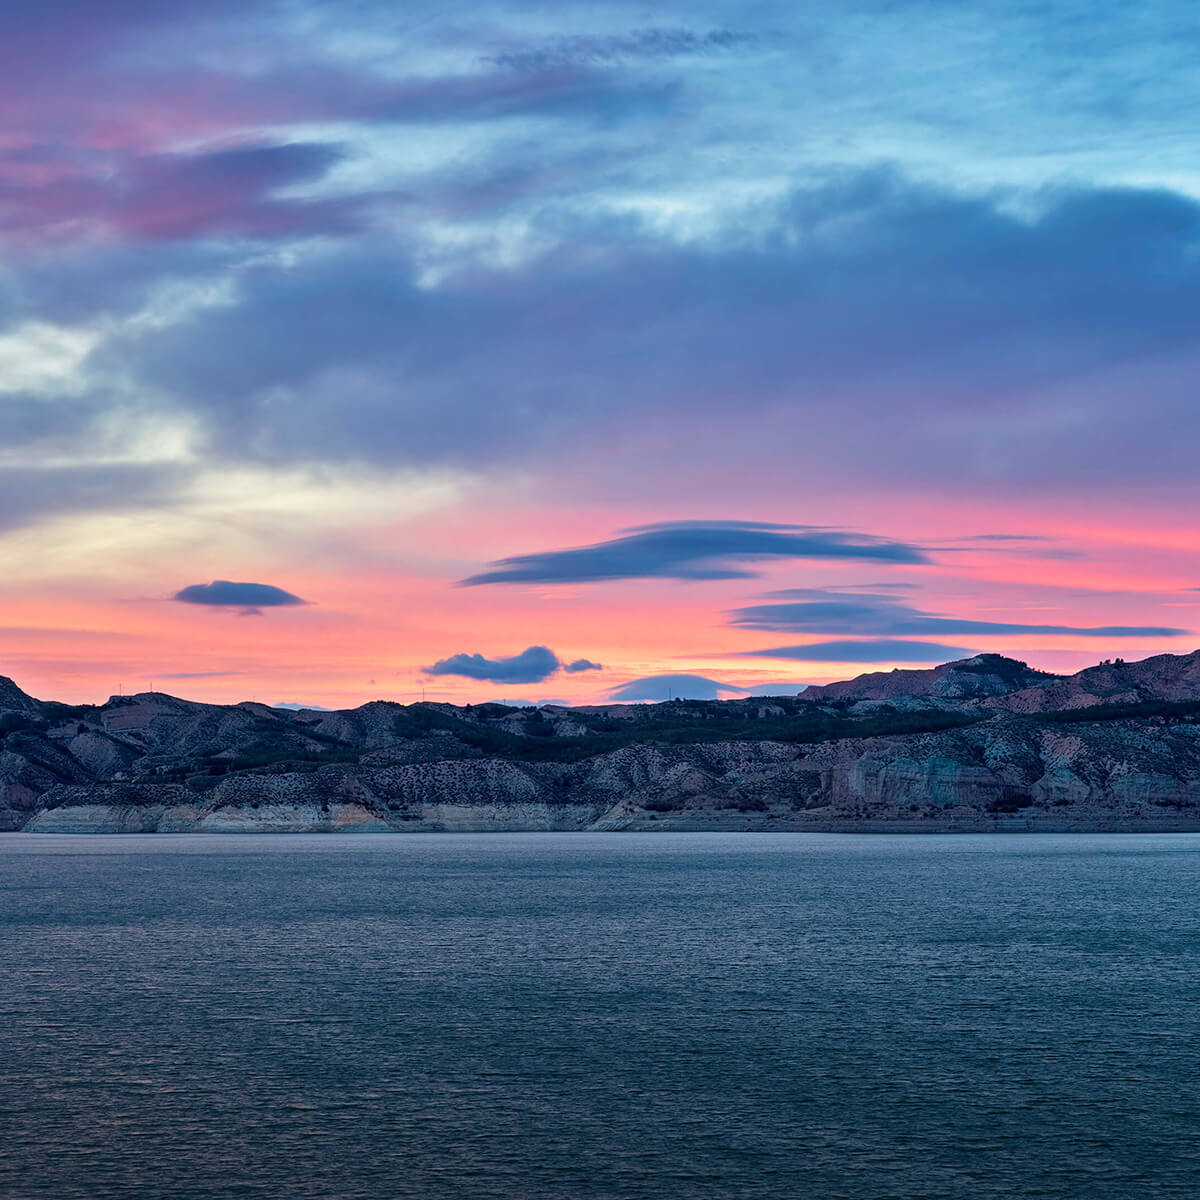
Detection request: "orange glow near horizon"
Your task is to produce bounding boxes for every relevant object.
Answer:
[2,490,1197,709]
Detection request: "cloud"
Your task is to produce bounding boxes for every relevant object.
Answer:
[0,5,674,163]
[159,671,243,679]
[933,535,1085,561]
[0,462,179,534]
[359,66,676,127]
[60,170,1200,509]
[0,141,359,242]
[486,27,760,72]
[963,534,1052,543]
[424,645,562,684]
[606,673,748,702]
[739,639,977,663]
[728,590,1188,639]
[172,580,307,614]
[6,10,1200,562]
[461,521,927,586]
[564,658,603,673]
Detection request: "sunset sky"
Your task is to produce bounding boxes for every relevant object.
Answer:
[3,0,1200,707]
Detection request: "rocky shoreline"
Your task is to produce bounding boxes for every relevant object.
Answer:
[17,805,1200,835]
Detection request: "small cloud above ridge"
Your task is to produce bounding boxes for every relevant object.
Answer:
[738,639,977,663]
[606,672,748,702]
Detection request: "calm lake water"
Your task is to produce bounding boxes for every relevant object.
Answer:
[2,832,1198,1199]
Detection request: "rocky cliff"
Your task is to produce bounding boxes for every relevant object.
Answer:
[6,651,1200,832]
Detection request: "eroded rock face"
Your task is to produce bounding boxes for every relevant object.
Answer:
[0,734,94,831]
[6,652,1200,832]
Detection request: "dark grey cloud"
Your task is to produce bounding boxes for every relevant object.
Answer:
[729,590,1187,639]
[460,521,927,586]
[564,658,603,673]
[739,639,976,663]
[607,673,747,702]
[3,392,120,457]
[77,171,1200,500]
[0,462,179,534]
[14,242,233,326]
[173,581,307,613]
[424,645,561,684]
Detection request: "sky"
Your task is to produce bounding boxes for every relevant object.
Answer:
[3,0,1200,707]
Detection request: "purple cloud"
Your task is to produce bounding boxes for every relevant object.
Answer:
[729,590,1188,639]
[606,673,747,702]
[738,639,976,663]
[425,645,562,684]
[68,173,1200,502]
[460,522,928,586]
[173,581,307,615]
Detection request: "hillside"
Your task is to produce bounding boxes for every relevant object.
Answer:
[4,650,1200,832]
[799,653,1058,706]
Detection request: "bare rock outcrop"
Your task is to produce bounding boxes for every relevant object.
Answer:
[800,654,1057,706]
[984,650,1200,713]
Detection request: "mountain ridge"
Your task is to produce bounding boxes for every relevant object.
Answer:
[4,648,1200,832]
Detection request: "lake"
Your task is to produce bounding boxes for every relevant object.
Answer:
[2,832,1198,1199]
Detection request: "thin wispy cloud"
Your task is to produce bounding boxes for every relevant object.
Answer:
[159,671,244,679]
[729,590,1188,639]
[485,27,761,71]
